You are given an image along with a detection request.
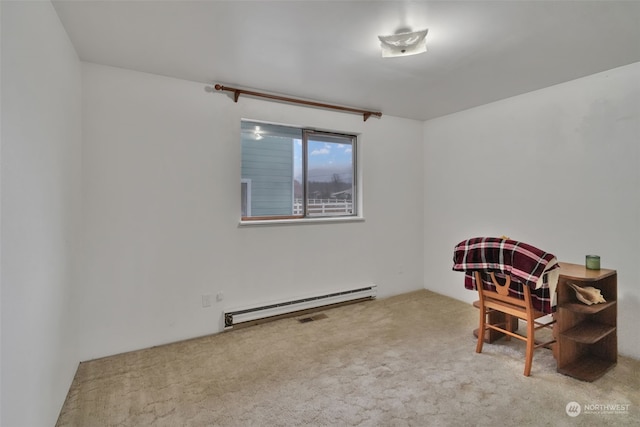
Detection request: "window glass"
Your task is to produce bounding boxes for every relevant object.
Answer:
[241,121,357,220]
[304,131,355,217]
[241,122,302,218]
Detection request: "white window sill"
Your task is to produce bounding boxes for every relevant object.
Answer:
[239,216,365,227]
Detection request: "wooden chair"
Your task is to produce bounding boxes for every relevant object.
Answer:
[474,271,556,376]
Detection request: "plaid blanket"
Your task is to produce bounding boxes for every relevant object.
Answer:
[452,237,560,314]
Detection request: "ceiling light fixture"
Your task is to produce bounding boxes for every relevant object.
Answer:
[378,28,428,58]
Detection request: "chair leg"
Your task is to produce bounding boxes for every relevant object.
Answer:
[504,314,512,341]
[524,320,535,376]
[476,307,485,353]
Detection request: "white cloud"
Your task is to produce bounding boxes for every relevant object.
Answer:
[311,147,330,155]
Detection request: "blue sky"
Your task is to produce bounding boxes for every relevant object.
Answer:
[294,139,353,182]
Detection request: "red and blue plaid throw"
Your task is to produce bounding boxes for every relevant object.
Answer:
[452,237,559,314]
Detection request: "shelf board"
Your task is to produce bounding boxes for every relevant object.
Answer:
[561,321,616,344]
[558,355,616,382]
[561,300,616,314]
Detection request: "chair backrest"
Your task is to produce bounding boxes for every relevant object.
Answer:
[474,271,537,320]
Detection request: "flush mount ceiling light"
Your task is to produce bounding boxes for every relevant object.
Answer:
[378,28,428,58]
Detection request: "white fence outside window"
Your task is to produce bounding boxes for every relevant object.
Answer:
[293,199,353,216]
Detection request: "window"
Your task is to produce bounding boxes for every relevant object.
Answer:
[241,120,357,221]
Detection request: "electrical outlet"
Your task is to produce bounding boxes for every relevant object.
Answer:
[216,292,224,302]
[202,294,212,308]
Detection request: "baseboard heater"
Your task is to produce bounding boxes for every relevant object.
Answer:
[224,285,377,329]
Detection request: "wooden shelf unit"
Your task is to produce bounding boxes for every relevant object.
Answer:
[556,262,617,382]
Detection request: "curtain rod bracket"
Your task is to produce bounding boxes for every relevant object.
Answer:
[211,84,381,121]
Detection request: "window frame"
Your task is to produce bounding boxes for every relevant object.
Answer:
[241,178,252,218]
[240,120,360,224]
[302,129,357,219]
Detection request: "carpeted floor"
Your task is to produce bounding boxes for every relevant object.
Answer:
[56,290,639,426]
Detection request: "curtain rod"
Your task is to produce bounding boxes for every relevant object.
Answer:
[208,84,382,122]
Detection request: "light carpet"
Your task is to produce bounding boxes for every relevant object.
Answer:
[56,290,639,426]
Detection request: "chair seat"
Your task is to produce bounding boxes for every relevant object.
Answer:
[483,299,546,320]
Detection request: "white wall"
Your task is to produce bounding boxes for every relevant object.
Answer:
[423,62,640,359]
[1,2,82,426]
[79,63,424,361]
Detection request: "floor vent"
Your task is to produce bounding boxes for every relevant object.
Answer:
[298,313,328,323]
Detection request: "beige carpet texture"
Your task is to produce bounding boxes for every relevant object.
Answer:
[56,290,639,426]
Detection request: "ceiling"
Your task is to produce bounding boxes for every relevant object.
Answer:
[52,0,640,121]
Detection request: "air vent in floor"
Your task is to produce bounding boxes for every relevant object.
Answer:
[298,313,328,323]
